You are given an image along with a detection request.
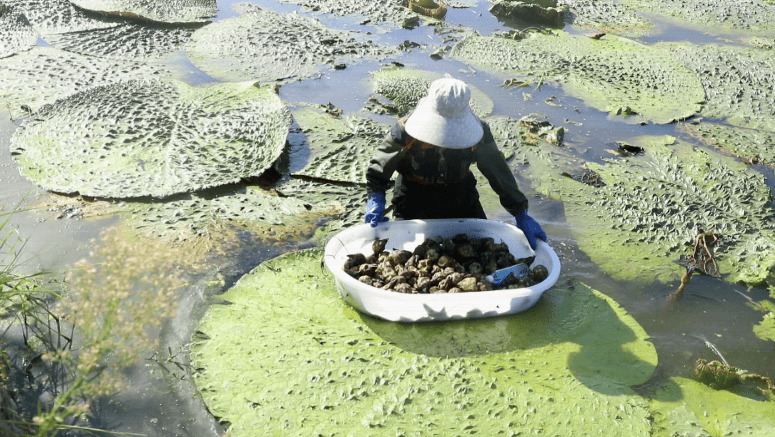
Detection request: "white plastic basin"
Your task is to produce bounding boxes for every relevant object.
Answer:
[324,218,561,322]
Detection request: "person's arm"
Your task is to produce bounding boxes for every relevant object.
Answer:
[475,122,529,216]
[364,122,408,226]
[366,122,407,195]
[476,122,546,249]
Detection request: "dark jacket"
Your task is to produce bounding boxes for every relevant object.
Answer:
[366,119,529,218]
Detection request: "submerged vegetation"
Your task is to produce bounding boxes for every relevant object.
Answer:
[1,214,183,435]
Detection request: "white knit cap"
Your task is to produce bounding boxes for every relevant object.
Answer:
[404,78,484,149]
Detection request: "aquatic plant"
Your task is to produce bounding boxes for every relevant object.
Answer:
[276,0,416,27]
[682,122,775,169]
[32,226,182,436]
[627,0,775,34]
[192,248,660,436]
[559,0,652,36]
[0,46,163,112]
[663,42,775,130]
[451,31,705,124]
[367,66,493,118]
[1,207,182,435]
[11,79,291,198]
[0,3,37,58]
[184,3,398,83]
[69,0,217,23]
[524,135,775,286]
[292,106,390,184]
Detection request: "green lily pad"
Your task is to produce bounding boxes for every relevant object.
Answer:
[682,123,775,168]
[69,0,217,23]
[0,46,162,111]
[559,0,652,35]
[4,0,116,34]
[276,0,415,27]
[526,135,775,285]
[626,0,775,34]
[0,3,37,58]
[184,3,397,83]
[192,248,659,436]
[5,0,197,59]
[44,20,200,60]
[368,66,494,118]
[650,376,775,436]
[451,31,704,124]
[292,106,390,184]
[114,178,365,243]
[11,80,291,198]
[662,42,775,130]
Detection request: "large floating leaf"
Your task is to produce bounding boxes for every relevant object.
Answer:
[663,42,775,130]
[0,47,162,111]
[185,3,398,83]
[649,376,775,436]
[109,178,365,242]
[192,248,659,436]
[6,0,198,59]
[527,135,775,285]
[292,106,389,184]
[368,66,494,118]
[450,31,704,124]
[682,122,775,169]
[276,0,414,27]
[626,0,775,34]
[558,0,652,35]
[4,0,115,34]
[11,80,292,198]
[0,3,37,58]
[70,0,217,23]
[44,20,200,60]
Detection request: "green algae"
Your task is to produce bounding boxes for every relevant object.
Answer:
[192,248,660,436]
[292,106,389,184]
[184,3,398,83]
[0,46,163,111]
[0,3,37,58]
[523,135,775,286]
[450,31,704,124]
[662,42,775,131]
[69,0,217,23]
[11,80,291,198]
[368,66,494,118]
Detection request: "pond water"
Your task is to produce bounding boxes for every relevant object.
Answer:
[2,0,774,435]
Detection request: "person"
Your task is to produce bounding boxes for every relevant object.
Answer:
[363,77,547,250]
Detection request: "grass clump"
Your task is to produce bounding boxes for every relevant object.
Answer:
[1,214,183,436]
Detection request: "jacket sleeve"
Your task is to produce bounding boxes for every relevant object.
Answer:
[366,122,407,195]
[475,122,529,216]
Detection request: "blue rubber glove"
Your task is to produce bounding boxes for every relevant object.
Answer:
[364,193,389,227]
[515,210,547,250]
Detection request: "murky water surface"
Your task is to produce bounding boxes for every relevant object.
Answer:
[2,0,774,435]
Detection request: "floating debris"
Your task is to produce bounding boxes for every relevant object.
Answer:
[669,231,721,302]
